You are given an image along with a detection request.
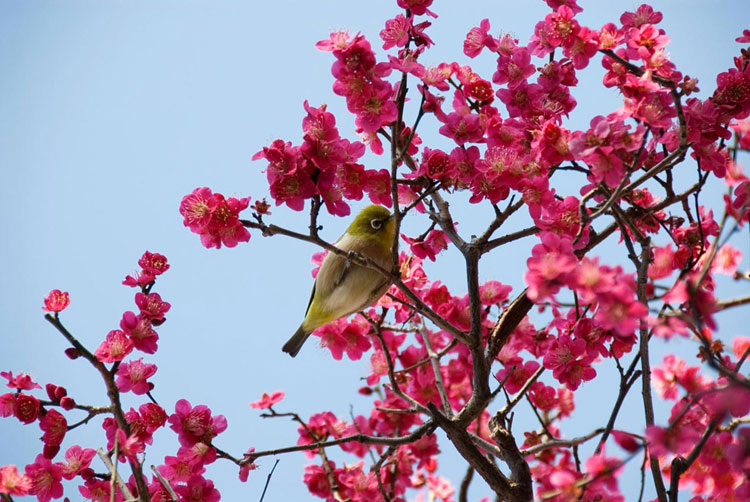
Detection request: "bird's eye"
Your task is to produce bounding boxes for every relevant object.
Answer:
[370,218,383,230]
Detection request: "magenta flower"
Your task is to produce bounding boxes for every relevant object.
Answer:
[168,399,227,447]
[42,290,69,313]
[249,390,285,410]
[14,393,40,424]
[60,445,95,480]
[94,330,134,363]
[1,371,41,391]
[25,455,63,502]
[39,410,67,452]
[542,335,596,390]
[0,464,32,496]
[115,358,157,395]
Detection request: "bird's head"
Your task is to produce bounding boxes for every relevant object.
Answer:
[346,205,395,245]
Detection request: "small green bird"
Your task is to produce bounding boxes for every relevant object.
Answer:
[282,205,395,357]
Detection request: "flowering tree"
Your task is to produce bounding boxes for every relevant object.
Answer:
[2,1,750,501]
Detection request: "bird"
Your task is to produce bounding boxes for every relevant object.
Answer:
[282,205,395,357]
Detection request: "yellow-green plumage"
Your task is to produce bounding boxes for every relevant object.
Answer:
[282,205,395,357]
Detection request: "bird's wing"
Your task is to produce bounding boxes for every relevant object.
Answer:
[312,250,349,301]
[303,281,316,317]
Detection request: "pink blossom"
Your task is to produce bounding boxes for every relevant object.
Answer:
[94,329,134,363]
[179,187,251,248]
[1,370,41,391]
[115,358,157,395]
[711,244,742,274]
[584,449,623,492]
[544,0,582,13]
[362,168,393,207]
[612,430,641,453]
[733,336,750,360]
[493,47,535,89]
[39,409,67,451]
[42,290,69,313]
[315,317,372,361]
[14,393,40,424]
[621,4,663,29]
[737,29,750,43]
[60,445,96,480]
[733,181,750,213]
[381,14,411,50]
[0,465,32,496]
[525,232,578,301]
[168,399,227,447]
[463,18,498,57]
[174,476,220,502]
[396,0,435,17]
[25,455,63,502]
[0,393,15,417]
[135,292,171,322]
[249,390,285,410]
[495,360,540,394]
[138,251,169,277]
[543,334,596,390]
[304,463,333,499]
[479,280,512,306]
[78,478,115,502]
[402,230,448,262]
[120,311,159,354]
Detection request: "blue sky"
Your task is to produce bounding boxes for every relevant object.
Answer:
[1,1,748,500]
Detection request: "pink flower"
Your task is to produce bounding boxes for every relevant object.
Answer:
[362,169,393,207]
[621,4,663,29]
[120,311,159,354]
[543,335,596,390]
[304,463,333,499]
[14,393,40,424]
[479,280,512,306]
[158,452,206,483]
[60,445,96,480]
[168,399,227,447]
[0,393,16,417]
[584,450,623,492]
[315,317,372,361]
[78,478,114,501]
[381,14,411,50]
[733,181,750,213]
[525,232,578,301]
[737,29,750,43]
[1,370,41,391]
[396,0,435,17]
[94,329,134,363]
[612,430,641,453]
[402,230,448,262]
[495,360,540,394]
[138,251,169,277]
[179,187,251,249]
[135,292,171,322]
[711,244,742,274]
[115,358,157,395]
[39,409,67,451]
[463,18,499,57]
[25,455,63,502]
[249,390,285,410]
[174,476,220,502]
[0,465,32,496]
[42,290,69,313]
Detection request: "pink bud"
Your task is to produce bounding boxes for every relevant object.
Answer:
[60,396,75,410]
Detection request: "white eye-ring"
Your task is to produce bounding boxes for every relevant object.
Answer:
[370,218,383,230]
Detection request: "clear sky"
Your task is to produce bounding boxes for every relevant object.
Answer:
[1,1,747,501]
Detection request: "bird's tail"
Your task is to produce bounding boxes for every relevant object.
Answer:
[282,326,310,358]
